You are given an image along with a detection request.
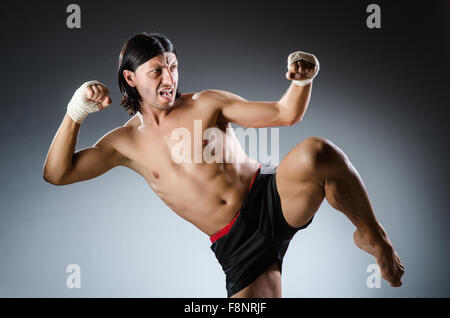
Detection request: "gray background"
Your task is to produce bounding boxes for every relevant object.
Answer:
[0,0,448,297]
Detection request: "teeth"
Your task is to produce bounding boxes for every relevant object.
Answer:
[160,89,173,97]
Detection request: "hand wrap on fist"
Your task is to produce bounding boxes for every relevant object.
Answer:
[287,51,320,87]
[67,80,108,124]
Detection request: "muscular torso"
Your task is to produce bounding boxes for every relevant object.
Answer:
[112,92,260,236]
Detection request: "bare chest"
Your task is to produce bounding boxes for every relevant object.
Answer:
[120,111,235,181]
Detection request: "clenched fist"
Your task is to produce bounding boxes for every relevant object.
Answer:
[286,59,317,81]
[286,51,320,86]
[67,80,112,124]
[85,83,112,110]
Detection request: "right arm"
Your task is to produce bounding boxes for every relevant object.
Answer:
[43,114,127,185]
[43,81,126,185]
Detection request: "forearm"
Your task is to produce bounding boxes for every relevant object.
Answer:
[278,82,312,124]
[43,114,80,183]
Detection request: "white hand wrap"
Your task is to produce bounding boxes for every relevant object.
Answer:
[67,80,105,124]
[287,51,320,87]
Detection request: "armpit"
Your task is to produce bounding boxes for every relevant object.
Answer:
[216,111,230,130]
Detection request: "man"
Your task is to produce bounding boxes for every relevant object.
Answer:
[43,32,404,297]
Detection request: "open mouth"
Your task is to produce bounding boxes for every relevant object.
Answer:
[159,87,174,99]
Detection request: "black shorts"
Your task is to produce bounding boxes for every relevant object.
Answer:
[210,164,314,297]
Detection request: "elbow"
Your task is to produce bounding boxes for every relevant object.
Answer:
[42,169,65,186]
[286,116,303,126]
[276,104,304,126]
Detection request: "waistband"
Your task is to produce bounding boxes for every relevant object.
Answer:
[210,163,262,243]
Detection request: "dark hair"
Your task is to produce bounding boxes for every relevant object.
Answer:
[117,32,181,115]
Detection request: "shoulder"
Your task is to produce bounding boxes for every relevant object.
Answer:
[92,125,134,167]
[94,124,133,149]
[193,89,245,101]
[123,113,141,128]
[190,90,247,111]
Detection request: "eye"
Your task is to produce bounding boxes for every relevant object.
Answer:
[171,65,178,71]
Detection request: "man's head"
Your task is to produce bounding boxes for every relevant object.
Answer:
[118,32,181,115]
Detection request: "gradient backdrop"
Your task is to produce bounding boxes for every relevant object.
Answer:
[0,0,448,297]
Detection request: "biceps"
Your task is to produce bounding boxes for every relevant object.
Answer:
[61,146,121,185]
[222,100,288,128]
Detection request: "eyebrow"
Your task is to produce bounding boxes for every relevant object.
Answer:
[149,62,178,69]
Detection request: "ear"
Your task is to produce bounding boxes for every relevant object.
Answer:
[123,70,137,87]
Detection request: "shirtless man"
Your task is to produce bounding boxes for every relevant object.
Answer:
[43,32,404,297]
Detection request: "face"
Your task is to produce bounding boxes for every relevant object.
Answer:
[124,52,179,110]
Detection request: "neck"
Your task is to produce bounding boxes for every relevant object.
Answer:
[138,95,183,126]
[139,102,170,126]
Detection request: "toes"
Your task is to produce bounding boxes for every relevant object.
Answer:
[380,264,404,287]
[388,269,404,287]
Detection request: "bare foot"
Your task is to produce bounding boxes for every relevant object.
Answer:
[353,224,405,287]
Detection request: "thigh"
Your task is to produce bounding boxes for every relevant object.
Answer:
[276,140,325,229]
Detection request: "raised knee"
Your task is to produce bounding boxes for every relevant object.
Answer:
[299,137,348,172]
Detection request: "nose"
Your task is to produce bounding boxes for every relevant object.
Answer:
[162,67,175,85]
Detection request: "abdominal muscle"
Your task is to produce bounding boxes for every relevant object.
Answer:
[151,161,260,236]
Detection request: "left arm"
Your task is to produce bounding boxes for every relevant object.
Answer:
[204,52,319,128]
